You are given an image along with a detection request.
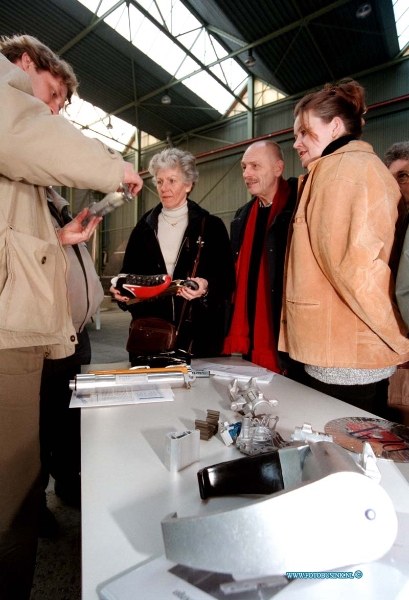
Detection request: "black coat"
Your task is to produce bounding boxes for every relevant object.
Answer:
[121,200,235,357]
[229,177,298,345]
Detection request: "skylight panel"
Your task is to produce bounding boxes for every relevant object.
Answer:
[172,54,199,80]
[177,30,204,49]
[191,29,219,65]
[393,0,409,49]
[65,96,136,153]
[77,0,99,12]
[103,3,129,37]
[145,0,202,36]
[77,0,246,114]
[182,70,235,113]
[95,0,119,15]
[210,57,248,91]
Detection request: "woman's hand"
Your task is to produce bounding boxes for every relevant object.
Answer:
[109,285,131,303]
[177,277,208,300]
[57,208,102,246]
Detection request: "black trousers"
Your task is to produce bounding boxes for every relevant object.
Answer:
[303,372,392,418]
[39,329,91,492]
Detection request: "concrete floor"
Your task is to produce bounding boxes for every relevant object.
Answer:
[87,303,130,364]
[31,302,130,600]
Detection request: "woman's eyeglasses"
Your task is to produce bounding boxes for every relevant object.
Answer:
[396,172,409,185]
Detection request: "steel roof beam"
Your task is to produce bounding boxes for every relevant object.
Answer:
[58,0,357,132]
[128,0,248,109]
[58,0,126,55]
[133,0,355,107]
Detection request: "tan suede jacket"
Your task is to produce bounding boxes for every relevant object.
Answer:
[279,140,409,369]
[0,55,124,357]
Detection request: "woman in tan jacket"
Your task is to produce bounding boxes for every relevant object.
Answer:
[279,79,409,414]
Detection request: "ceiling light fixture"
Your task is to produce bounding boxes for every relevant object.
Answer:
[244,49,256,68]
[106,116,113,130]
[356,3,372,19]
[161,91,172,105]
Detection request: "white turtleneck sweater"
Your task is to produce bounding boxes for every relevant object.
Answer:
[158,202,189,276]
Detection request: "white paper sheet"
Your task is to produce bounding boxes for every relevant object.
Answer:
[70,385,174,408]
[191,358,275,383]
[98,555,288,600]
[98,557,216,600]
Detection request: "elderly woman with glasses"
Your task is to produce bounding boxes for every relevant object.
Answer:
[383,142,409,420]
[111,147,235,359]
[384,142,409,210]
[279,79,409,416]
[384,142,409,329]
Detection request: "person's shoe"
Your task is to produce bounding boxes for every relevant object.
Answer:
[39,506,59,538]
[54,479,81,508]
[115,273,172,299]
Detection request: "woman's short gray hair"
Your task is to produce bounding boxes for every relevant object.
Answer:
[149,148,199,186]
[384,141,409,167]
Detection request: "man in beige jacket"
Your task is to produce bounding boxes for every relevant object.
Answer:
[0,34,143,599]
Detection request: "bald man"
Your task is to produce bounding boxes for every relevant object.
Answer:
[223,140,299,377]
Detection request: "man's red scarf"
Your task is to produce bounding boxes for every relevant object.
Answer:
[223,178,290,372]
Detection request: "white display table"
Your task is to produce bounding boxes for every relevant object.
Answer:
[80,358,409,600]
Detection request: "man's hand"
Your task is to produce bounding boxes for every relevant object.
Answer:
[123,162,144,196]
[57,208,102,246]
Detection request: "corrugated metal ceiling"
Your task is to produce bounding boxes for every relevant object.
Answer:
[0,0,403,142]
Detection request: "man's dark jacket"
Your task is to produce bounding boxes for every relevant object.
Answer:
[229,177,298,346]
[121,199,235,357]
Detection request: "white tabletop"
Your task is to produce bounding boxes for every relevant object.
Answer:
[81,358,409,600]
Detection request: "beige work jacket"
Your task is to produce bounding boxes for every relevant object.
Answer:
[0,55,124,357]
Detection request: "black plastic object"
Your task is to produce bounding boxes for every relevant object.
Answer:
[197,451,284,499]
[130,350,192,368]
[180,280,199,290]
[156,279,199,296]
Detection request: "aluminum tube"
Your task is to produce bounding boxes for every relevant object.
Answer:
[69,372,189,393]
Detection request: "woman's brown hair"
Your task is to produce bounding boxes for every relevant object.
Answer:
[294,78,367,138]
